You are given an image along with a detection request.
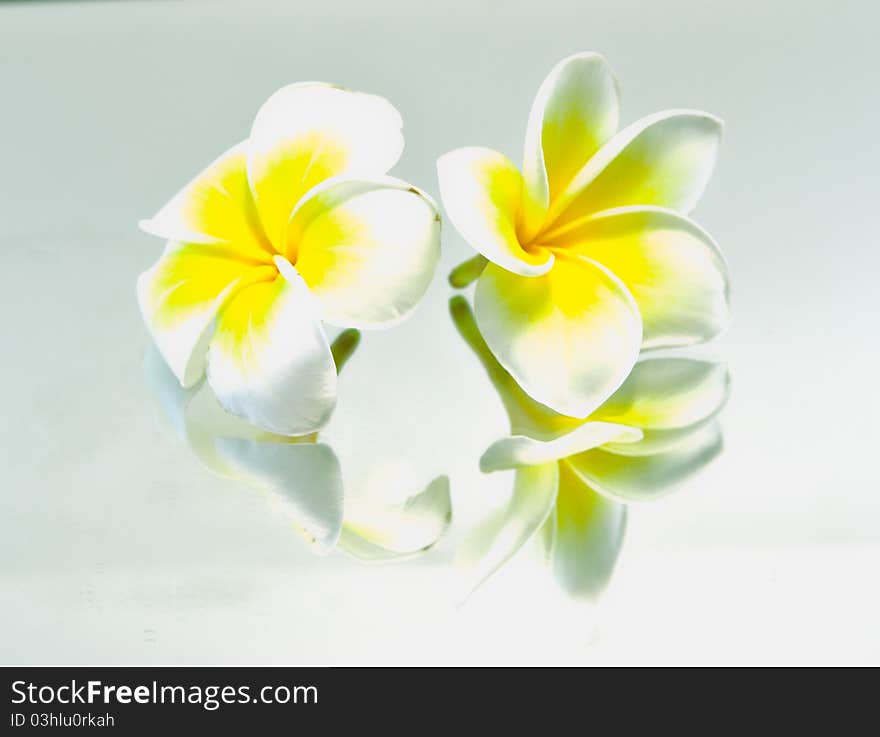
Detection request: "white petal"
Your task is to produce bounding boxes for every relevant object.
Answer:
[287,177,440,327]
[474,257,642,418]
[449,295,582,441]
[459,463,559,596]
[214,438,344,551]
[479,421,642,472]
[437,147,554,277]
[522,52,619,239]
[338,475,452,561]
[595,357,731,429]
[247,83,404,249]
[143,341,337,550]
[207,257,337,436]
[541,462,627,599]
[144,346,322,474]
[546,110,722,229]
[180,380,315,474]
[566,421,723,502]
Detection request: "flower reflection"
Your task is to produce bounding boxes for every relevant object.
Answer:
[144,330,451,560]
[450,296,729,599]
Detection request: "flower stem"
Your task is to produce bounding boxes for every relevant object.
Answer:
[330,329,361,375]
[448,254,488,288]
[448,296,504,380]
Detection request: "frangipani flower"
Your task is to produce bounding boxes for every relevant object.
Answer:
[451,297,728,598]
[144,330,451,558]
[439,53,730,418]
[139,83,441,436]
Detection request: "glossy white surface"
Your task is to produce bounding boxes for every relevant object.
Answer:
[2,0,878,664]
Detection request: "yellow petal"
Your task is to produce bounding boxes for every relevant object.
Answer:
[139,142,273,262]
[521,52,619,241]
[247,83,404,250]
[548,206,730,347]
[474,256,642,418]
[137,242,275,387]
[437,147,553,276]
[207,258,337,436]
[546,110,722,230]
[288,177,440,327]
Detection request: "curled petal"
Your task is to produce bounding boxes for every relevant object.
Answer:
[137,242,275,387]
[248,83,404,249]
[547,110,722,229]
[548,206,730,347]
[139,143,274,261]
[474,256,642,418]
[207,257,337,436]
[437,147,553,276]
[600,418,718,457]
[594,357,731,430]
[538,462,627,599]
[288,177,440,327]
[480,422,641,473]
[565,421,723,502]
[338,475,452,561]
[522,52,619,239]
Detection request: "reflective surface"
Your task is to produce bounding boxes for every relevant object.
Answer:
[2,0,879,664]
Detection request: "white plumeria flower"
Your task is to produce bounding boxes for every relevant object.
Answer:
[438,53,730,419]
[451,297,728,599]
[138,83,441,436]
[144,333,451,558]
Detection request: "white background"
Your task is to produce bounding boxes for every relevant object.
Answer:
[1,0,878,664]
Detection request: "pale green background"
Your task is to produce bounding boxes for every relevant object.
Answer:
[1,0,878,664]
